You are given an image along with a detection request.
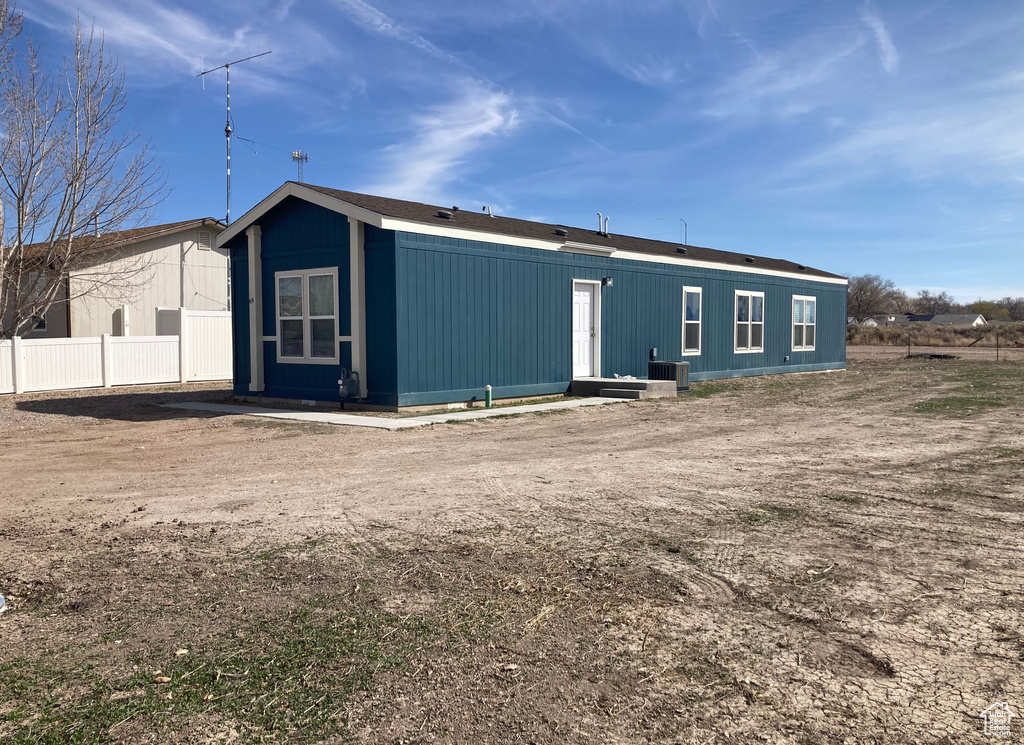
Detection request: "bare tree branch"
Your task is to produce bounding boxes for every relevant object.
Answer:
[0,3,164,338]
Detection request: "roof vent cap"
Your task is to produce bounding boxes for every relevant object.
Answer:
[797,264,807,270]
[437,209,453,219]
[554,228,568,237]
[676,246,687,254]
[744,256,755,263]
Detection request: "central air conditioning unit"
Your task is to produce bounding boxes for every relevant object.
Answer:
[648,361,690,392]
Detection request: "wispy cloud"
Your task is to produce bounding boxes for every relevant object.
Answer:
[702,34,865,121]
[859,2,899,75]
[361,81,519,200]
[24,0,341,96]
[793,71,1024,183]
[330,0,460,65]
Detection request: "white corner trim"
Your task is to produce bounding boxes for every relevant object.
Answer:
[350,220,367,398]
[247,225,264,393]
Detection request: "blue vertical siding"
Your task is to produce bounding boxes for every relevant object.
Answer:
[230,204,845,407]
[390,232,846,405]
[364,227,398,406]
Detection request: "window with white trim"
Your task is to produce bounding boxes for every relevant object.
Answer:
[682,286,702,355]
[792,295,816,351]
[735,290,764,353]
[275,268,338,363]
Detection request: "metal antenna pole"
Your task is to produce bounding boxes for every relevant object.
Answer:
[197,51,272,224]
[291,150,310,183]
[225,66,232,223]
[658,217,688,245]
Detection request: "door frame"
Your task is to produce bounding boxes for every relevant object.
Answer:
[571,279,602,378]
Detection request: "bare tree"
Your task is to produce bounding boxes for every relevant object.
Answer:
[846,274,902,323]
[912,289,956,315]
[995,296,1024,322]
[0,2,163,338]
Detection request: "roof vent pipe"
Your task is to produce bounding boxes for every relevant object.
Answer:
[483,205,494,217]
[603,216,609,236]
[597,212,603,235]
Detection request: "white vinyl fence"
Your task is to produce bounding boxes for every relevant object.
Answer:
[0,308,231,395]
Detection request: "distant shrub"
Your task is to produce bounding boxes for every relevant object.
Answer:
[847,322,1024,347]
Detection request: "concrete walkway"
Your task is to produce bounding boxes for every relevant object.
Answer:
[162,396,633,430]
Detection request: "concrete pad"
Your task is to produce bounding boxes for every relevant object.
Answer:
[162,396,633,430]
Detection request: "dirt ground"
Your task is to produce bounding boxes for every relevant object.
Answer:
[1,357,1022,744]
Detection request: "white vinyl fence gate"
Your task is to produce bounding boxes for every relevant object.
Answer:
[0,309,231,395]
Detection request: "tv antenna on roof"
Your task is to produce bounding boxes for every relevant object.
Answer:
[658,217,688,245]
[291,150,310,183]
[197,50,272,224]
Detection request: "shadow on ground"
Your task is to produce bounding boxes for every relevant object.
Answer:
[15,385,234,422]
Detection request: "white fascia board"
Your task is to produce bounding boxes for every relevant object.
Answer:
[380,218,563,251]
[216,183,385,248]
[217,184,847,286]
[385,218,846,285]
[609,248,849,285]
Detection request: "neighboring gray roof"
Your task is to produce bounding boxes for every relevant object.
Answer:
[298,183,844,281]
[26,218,226,261]
[930,314,985,325]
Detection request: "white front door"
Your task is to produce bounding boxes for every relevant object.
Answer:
[572,282,596,378]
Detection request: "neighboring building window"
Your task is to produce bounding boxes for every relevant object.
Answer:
[275,268,338,363]
[735,290,764,353]
[682,286,702,355]
[27,271,46,331]
[793,295,816,350]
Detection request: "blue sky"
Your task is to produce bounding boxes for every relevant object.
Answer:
[21,0,1024,301]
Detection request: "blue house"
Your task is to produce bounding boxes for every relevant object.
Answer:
[217,182,847,408]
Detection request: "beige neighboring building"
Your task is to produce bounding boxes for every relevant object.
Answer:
[25,218,228,339]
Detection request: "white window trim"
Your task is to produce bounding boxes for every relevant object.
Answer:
[682,285,702,356]
[734,290,765,354]
[792,295,816,352]
[275,267,340,365]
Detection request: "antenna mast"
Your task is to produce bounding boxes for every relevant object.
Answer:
[291,150,310,183]
[658,217,688,245]
[197,51,272,223]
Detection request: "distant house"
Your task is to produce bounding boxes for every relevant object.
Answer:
[928,313,986,328]
[21,218,228,338]
[218,182,848,409]
[865,313,986,329]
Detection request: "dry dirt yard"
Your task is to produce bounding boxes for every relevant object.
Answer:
[1,358,1022,744]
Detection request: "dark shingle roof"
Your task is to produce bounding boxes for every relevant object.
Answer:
[300,183,844,281]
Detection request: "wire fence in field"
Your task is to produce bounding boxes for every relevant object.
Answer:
[847,343,1024,362]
